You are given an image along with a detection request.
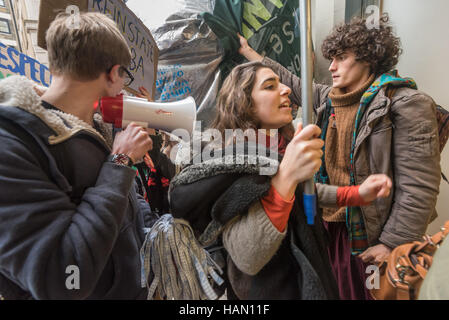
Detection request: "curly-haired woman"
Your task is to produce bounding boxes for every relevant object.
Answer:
[238,14,441,300]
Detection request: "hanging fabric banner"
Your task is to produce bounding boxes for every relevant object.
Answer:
[202,0,301,78]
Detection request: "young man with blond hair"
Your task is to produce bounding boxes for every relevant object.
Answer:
[0,12,152,299]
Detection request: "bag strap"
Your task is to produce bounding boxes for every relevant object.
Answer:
[410,220,449,279]
[425,220,449,248]
[413,220,449,251]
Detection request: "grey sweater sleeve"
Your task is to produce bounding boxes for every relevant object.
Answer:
[0,133,136,299]
[222,200,286,276]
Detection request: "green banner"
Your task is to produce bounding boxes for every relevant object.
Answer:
[202,0,301,77]
[244,0,300,76]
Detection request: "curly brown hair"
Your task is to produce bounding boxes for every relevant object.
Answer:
[210,61,268,134]
[210,61,294,143]
[321,14,402,76]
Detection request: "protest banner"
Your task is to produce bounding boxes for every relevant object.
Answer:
[0,41,52,87]
[38,0,158,98]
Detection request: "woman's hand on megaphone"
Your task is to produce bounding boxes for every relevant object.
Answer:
[112,122,153,164]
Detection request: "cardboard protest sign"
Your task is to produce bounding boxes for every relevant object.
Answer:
[38,0,158,98]
[0,41,52,86]
[38,0,87,49]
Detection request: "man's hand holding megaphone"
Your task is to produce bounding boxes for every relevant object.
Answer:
[110,86,155,165]
[111,122,153,165]
[33,84,153,165]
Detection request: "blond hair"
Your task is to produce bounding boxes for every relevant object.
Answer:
[45,12,131,80]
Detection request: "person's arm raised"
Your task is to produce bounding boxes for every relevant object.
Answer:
[237,33,263,62]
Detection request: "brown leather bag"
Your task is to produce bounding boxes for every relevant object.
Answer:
[370,220,449,300]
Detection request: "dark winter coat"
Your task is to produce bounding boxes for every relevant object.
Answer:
[169,142,339,300]
[0,76,149,299]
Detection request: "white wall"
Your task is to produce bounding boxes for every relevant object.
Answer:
[383,0,449,234]
[312,0,346,84]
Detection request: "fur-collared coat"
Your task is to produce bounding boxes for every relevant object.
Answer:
[169,143,339,300]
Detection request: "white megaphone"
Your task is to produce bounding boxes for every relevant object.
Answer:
[99,94,197,135]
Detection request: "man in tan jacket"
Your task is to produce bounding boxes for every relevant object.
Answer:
[237,14,440,299]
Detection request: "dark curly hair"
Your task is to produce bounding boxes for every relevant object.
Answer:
[321,14,402,76]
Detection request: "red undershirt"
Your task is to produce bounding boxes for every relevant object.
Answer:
[261,185,369,232]
[260,133,369,232]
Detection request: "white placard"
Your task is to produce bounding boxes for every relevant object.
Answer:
[88,0,158,98]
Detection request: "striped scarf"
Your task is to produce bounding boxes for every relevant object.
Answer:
[316,70,417,255]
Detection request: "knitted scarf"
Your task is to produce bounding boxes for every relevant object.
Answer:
[316,70,417,255]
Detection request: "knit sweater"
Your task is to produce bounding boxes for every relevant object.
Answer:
[323,74,375,222]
